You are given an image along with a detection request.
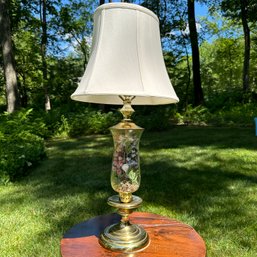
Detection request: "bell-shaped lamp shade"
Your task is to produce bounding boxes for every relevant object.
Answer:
[71,3,179,105]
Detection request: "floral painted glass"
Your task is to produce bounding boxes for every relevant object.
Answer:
[110,122,143,203]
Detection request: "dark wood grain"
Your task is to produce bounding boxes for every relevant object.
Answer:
[61,212,206,257]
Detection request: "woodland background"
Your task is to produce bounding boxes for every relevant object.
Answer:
[0,0,257,182]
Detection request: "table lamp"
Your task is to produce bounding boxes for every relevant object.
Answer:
[71,2,179,253]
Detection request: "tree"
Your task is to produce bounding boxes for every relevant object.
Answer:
[16,0,61,110]
[240,0,250,94]
[0,0,20,112]
[200,37,244,108]
[100,0,113,5]
[140,0,178,40]
[13,26,42,107]
[40,0,51,111]
[59,0,94,69]
[187,0,204,106]
[221,0,257,94]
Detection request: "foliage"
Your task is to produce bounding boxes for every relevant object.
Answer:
[0,132,45,184]
[47,56,84,106]
[220,0,257,93]
[174,104,211,125]
[43,105,179,137]
[134,105,176,131]
[67,109,120,137]
[44,102,257,136]
[175,103,257,127]
[1,0,92,111]
[210,103,257,126]
[43,106,120,138]
[200,37,244,107]
[58,0,96,66]
[140,0,180,38]
[1,0,257,115]
[0,109,46,183]
[0,108,48,137]
[221,0,257,23]
[165,53,193,111]
[13,27,42,107]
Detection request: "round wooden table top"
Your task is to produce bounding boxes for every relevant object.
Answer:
[61,212,206,257]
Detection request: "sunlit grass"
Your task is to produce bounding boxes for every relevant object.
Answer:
[0,126,257,256]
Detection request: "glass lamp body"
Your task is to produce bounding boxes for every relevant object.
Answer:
[110,121,143,203]
[98,120,149,252]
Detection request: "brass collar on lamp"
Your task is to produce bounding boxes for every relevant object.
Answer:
[71,2,179,253]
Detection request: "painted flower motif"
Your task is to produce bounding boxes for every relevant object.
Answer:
[111,130,142,193]
[121,163,129,173]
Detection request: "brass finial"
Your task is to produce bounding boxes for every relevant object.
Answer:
[119,96,135,121]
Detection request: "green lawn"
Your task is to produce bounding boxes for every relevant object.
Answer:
[1,126,257,257]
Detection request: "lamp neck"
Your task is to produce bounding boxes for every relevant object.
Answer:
[119,96,135,121]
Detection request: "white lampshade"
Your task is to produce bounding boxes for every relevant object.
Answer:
[71,3,179,105]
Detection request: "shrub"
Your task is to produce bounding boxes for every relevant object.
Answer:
[210,103,257,126]
[68,110,120,137]
[175,103,257,127]
[133,106,175,131]
[0,108,48,138]
[42,106,120,138]
[0,132,45,184]
[174,105,211,126]
[0,109,46,184]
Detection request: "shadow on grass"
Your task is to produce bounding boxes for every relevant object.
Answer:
[140,159,257,215]
[142,126,257,151]
[45,134,112,151]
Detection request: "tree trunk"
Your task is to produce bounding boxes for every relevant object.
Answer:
[187,0,204,106]
[0,0,20,113]
[182,35,191,111]
[40,0,51,111]
[240,0,250,93]
[99,0,105,5]
[20,73,28,107]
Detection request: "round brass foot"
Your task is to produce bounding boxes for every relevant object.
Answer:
[99,194,149,252]
[99,222,149,252]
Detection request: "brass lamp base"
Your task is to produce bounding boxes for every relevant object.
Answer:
[99,195,149,252]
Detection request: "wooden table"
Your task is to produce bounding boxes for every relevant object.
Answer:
[61,212,206,257]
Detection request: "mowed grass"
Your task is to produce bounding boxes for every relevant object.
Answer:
[1,126,257,257]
